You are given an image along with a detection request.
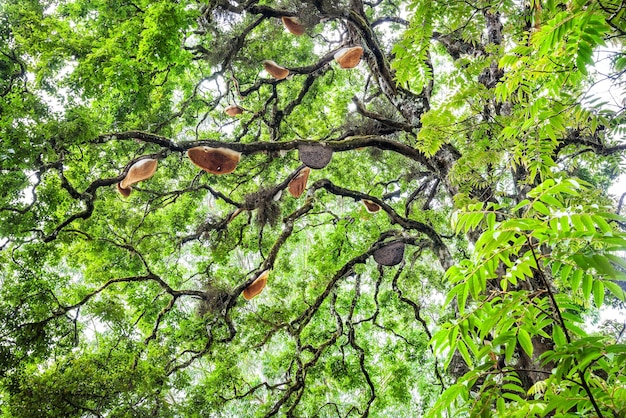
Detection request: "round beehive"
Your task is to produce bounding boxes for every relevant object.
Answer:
[187,147,241,175]
[298,144,333,169]
[362,199,381,213]
[281,16,305,35]
[120,158,158,189]
[243,270,269,300]
[334,46,364,69]
[288,167,311,198]
[373,241,405,266]
[224,105,244,116]
[262,60,289,80]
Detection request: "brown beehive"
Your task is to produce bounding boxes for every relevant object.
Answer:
[224,105,244,116]
[334,46,364,69]
[281,16,305,35]
[263,60,289,79]
[362,199,381,213]
[187,147,241,175]
[243,270,270,300]
[373,241,405,266]
[298,144,333,169]
[288,167,311,198]
[117,183,132,198]
[119,158,158,190]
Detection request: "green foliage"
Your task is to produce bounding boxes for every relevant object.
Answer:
[1,0,625,416]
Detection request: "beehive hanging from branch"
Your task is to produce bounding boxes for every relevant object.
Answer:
[362,199,381,213]
[281,16,305,35]
[243,270,270,300]
[187,147,241,175]
[117,158,158,197]
[298,144,333,169]
[334,46,363,69]
[288,167,311,198]
[263,60,289,79]
[224,105,244,116]
[373,241,405,266]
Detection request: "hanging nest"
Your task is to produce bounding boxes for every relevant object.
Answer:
[243,270,270,300]
[187,146,241,175]
[298,144,333,169]
[224,105,244,116]
[281,16,305,35]
[362,199,381,213]
[117,158,158,197]
[262,60,289,79]
[373,241,405,266]
[288,167,311,198]
[334,46,363,69]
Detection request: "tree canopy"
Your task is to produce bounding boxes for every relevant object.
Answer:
[1,0,626,416]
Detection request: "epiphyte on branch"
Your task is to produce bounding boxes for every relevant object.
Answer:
[243,270,270,300]
[298,144,333,169]
[187,147,241,175]
[262,60,290,79]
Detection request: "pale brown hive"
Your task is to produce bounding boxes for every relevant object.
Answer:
[288,167,311,198]
[281,16,305,35]
[373,241,405,266]
[119,158,158,190]
[243,270,270,300]
[298,144,333,169]
[262,60,290,79]
[334,46,364,69]
[224,105,244,116]
[187,147,241,175]
[117,183,132,198]
[362,199,381,213]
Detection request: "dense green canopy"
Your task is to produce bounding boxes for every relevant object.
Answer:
[1,0,626,416]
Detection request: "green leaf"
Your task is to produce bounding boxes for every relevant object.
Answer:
[517,328,533,358]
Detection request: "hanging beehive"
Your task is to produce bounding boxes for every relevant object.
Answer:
[288,167,311,198]
[281,16,305,35]
[334,46,364,69]
[362,199,381,213]
[373,241,405,266]
[187,147,241,175]
[224,105,244,116]
[298,144,333,169]
[117,158,158,197]
[262,60,289,79]
[243,270,270,300]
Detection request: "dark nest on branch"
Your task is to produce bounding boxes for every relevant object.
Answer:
[244,187,281,227]
[197,280,231,318]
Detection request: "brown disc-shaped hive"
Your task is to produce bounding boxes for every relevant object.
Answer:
[362,199,381,213]
[243,270,270,300]
[120,158,158,190]
[263,60,289,79]
[298,144,333,169]
[288,167,311,198]
[117,183,132,198]
[224,105,244,116]
[334,46,363,69]
[373,241,405,266]
[187,147,241,175]
[281,16,305,35]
